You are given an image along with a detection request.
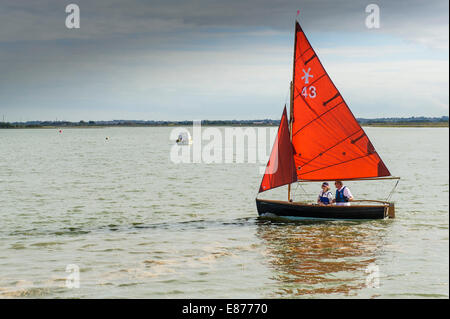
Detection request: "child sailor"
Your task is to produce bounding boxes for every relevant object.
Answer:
[317,182,333,205]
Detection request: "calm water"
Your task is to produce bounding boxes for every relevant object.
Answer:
[0,127,448,298]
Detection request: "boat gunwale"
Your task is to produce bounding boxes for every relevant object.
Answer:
[256,198,390,208]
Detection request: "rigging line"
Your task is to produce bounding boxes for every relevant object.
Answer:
[299,152,373,176]
[292,101,344,138]
[292,182,309,202]
[297,128,363,169]
[292,182,300,201]
[299,182,309,196]
[284,84,290,107]
[386,178,400,202]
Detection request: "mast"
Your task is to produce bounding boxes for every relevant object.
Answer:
[288,81,294,201]
[287,19,298,202]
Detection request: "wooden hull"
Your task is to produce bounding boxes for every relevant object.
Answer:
[256,199,393,220]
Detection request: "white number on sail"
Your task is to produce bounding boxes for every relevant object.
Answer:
[301,86,317,99]
[309,86,317,98]
[301,87,308,98]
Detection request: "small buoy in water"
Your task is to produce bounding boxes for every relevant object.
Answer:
[176,132,192,145]
[106,137,109,140]
[59,130,62,133]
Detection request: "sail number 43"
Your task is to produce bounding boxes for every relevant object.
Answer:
[302,86,317,98]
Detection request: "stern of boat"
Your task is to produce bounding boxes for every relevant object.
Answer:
[387,202,395,218]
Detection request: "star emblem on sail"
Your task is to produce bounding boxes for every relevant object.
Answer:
[301,68,313,84]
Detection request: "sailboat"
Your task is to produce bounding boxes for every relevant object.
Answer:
[256,20,400,220]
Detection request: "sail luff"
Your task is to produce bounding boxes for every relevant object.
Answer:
[287,20,298,201]
[287,82,293,201]
[288,20,297,201]
[290,20,298,127]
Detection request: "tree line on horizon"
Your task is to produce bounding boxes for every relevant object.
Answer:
[0,116,448,128]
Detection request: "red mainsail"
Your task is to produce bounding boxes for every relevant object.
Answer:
[259,107,297,193]
[291,21,391,181]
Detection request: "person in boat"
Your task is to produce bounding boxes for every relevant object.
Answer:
[317,182,333,205]
[332,181,354,205]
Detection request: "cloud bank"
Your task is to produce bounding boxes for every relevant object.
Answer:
[0,0,448,121]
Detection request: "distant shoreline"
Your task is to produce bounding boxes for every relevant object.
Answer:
[0,123,448,129]
[361,122,448,127]
[1,117,448,129]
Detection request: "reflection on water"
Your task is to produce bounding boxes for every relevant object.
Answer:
[256,219,390,297]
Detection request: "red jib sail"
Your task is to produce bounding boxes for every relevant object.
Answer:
[291,21,391,181]
[259,107,297,193]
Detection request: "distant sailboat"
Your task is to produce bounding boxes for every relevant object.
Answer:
[256,20,400,220]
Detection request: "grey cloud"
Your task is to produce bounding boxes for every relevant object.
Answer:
[0,0,448,48]
[0,0,447,121]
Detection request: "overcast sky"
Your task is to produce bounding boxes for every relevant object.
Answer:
[0,0,448,121]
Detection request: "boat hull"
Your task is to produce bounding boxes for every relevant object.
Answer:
[256,199,391,220]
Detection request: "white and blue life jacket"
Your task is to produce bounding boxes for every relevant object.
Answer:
[319,191,332,204]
